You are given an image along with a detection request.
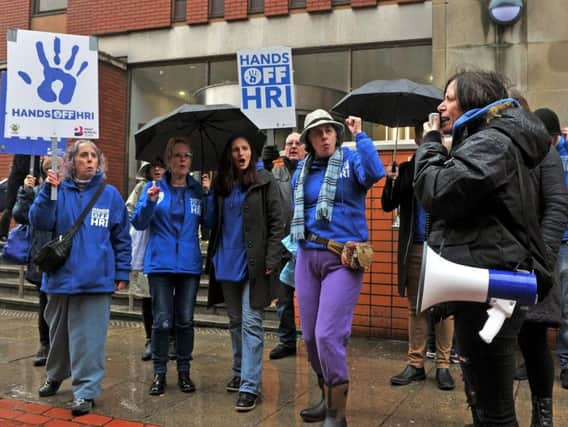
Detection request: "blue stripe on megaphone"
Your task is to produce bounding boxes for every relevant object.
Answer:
[487,269,538,306]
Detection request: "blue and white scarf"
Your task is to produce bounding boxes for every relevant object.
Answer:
[290,148,343,241]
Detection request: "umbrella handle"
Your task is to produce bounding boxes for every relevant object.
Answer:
[391,160,398,173]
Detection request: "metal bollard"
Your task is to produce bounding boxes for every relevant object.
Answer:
[128,272,135,312]
[18,265,25,299]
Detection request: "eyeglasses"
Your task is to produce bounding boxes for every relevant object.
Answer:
[173,152,193,160]
[285,141,303,147]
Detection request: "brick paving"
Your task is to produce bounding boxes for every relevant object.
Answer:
[0,398,160,427]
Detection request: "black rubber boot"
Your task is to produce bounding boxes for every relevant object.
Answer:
[322,382,348,427]
[300,374,326,422]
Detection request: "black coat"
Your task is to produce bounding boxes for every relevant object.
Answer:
[381,158,417,297]
[12,185,53,285]
[525,147,568,325]
[414,106,552,296]
[206,169,284,310]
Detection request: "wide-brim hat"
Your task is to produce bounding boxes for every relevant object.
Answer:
[300,109,345,145]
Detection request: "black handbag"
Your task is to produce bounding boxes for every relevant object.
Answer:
[33,183,106,273]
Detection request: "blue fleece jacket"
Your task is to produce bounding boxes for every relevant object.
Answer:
[292,131,385,249]
[29,172,132,294]
[212,185,247,282]
[131,173,215,275]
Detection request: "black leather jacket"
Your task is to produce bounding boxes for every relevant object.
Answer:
[414,106,552,295]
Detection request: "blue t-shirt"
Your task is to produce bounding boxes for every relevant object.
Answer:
[213,185,248,282]
[414,201,427,242]
[556,136,568,241]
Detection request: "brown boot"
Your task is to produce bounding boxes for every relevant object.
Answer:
[323,382,348,427]
[300,374,326,422]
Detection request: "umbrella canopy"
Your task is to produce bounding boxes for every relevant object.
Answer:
[135,104,265,171]
[332,79,443,127]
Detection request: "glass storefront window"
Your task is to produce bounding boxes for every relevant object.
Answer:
[352,44,432,88]
[293,51,350,92]
[352,44,433,142]
[129,63,208,185]
[209,59,238,85]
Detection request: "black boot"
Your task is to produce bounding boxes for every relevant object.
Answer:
[33,344,49,367]
[149,373,166,396]
[141,339,151,361]
[323,382,348,427]
[38,379,61,397]
[300,374,326,422]
[531,396,553,427]
[178,372,196,393]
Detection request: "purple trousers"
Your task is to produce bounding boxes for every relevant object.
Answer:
[295,247,363,385]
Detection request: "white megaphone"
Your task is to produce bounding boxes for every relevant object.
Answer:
[417,244,538,344]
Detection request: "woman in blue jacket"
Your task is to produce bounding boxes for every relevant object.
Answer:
[291,110,385,426]
[30,140,131,417]
[132,136,214,396]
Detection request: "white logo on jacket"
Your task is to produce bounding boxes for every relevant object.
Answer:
[190,198,202,215]
[157,192,165,204]
[90,208,109,228]
[340,162,350,179]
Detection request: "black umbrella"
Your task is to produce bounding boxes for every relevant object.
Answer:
[332,79,443,127]
[134,104,265,171]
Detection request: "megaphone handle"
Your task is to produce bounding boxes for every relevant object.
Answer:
[478,298,516,344]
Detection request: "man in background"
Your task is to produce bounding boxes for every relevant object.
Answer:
[263,132,306,360]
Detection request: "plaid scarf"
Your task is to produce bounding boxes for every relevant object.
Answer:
[290,148,343,241]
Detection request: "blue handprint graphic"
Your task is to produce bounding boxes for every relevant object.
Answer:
[18,36,88,105]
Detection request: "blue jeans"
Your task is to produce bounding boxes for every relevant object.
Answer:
[221,281,264,395]
[149,274,199,374]
[276,282,297,348]
[557,244,568,370]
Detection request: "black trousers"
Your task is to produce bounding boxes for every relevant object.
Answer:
[518,321,554,398]
[455,302,525,427]
[38,290,49,346]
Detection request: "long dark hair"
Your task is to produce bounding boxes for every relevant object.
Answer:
[446,70,510,113]
[214,135,258,197]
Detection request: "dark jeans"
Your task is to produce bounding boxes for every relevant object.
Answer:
[38,290,49,346]
[149,274,199,374]
[518,322,554,398]
[276,282,297,348]
[455,302,525,427]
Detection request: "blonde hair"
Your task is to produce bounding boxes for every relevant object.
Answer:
[163,136,191,167]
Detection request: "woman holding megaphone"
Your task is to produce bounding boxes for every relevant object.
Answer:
[414,70,552,426]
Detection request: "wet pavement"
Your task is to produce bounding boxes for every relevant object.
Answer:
[1,309,567,427]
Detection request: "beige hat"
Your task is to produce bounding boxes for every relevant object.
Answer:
[300,109,344,145]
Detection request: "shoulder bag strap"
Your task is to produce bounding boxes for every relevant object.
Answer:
[66,183,106,238]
